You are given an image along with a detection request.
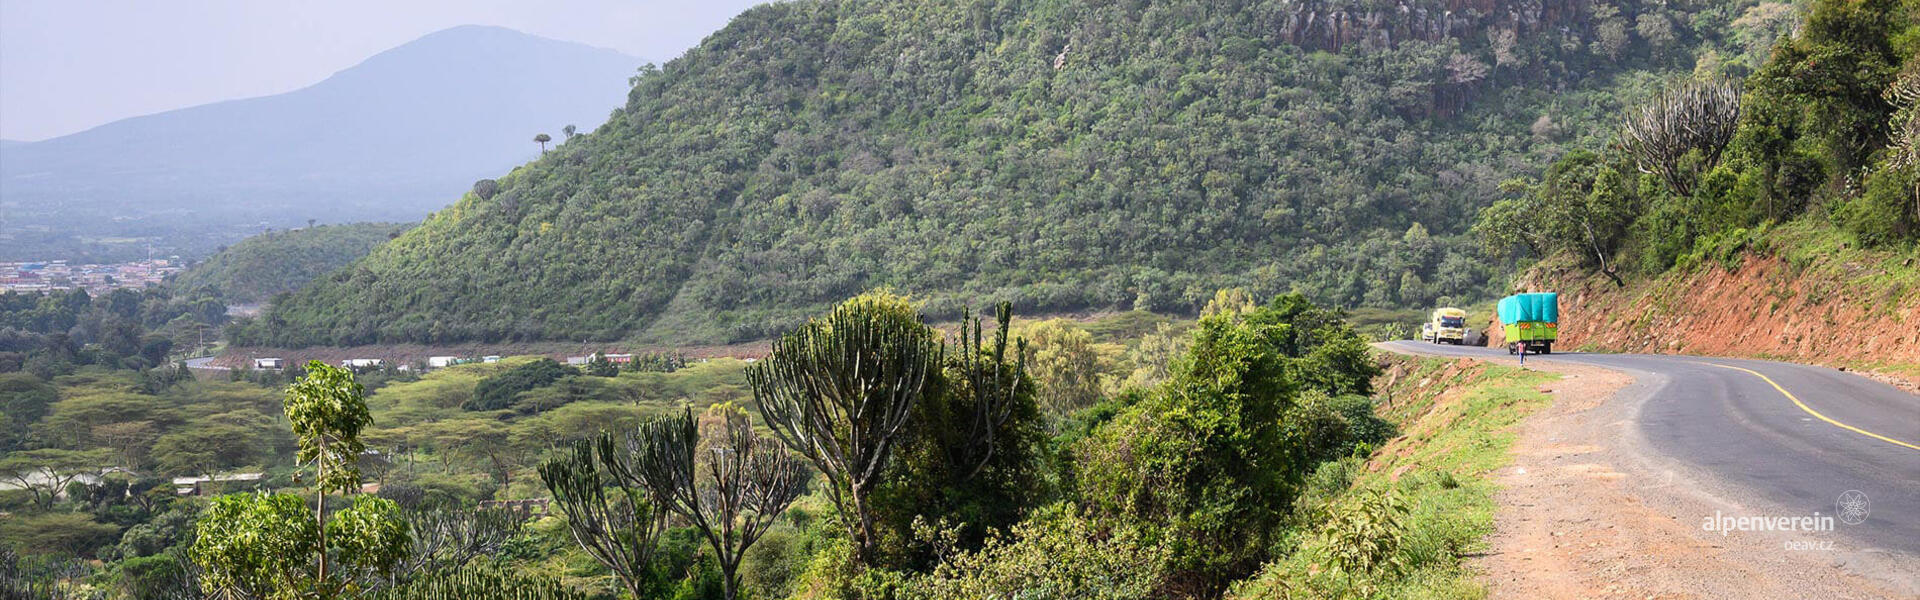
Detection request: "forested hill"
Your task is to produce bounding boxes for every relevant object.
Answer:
[239,0,1788,348]
[171,223,414,304]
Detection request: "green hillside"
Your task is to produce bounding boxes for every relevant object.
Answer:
[239,0,1788,348]
[171,223,413,304]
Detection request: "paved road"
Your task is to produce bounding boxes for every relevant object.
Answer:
[1379,340,1920,557]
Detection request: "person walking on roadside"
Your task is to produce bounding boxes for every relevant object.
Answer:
[1517,341,1527,368]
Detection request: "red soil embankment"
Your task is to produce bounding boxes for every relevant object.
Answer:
[1489,252,1920,388]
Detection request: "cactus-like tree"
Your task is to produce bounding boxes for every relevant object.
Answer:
[538,435,664,600]
[749,292,935,563]
[1617,79,1742,198]
[630,408,807,600]
[943,302,1028,480]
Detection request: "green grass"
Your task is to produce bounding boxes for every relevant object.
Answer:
[1231,354,1557,599]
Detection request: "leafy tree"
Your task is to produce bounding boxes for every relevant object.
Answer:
[1020,319,1104,417]
[1315,490,1410,595]
[585,352,619,377]
[1076,312,1304,596]
[282,360,377,584]
[532,133,551,152]
[629,407,808,600]
[189,492,409,599]
[911,505,1169,600]
[749,292,935,564]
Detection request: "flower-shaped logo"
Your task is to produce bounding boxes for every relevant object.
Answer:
[1836,490,1870,525]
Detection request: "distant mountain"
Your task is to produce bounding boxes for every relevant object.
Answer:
[0,25,641,259]
[236,0,1766,349]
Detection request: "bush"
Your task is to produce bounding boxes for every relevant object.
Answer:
[465,359,577,411]
[1837,163,1919,246]
[912,504,1169,600]
[1075,313,1302,596]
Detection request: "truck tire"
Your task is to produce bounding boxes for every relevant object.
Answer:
[1507,343,1517,355]
[1540,343,1552,355]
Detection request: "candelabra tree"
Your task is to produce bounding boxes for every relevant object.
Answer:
[537,435,664,600]
[629,407,808,600]
[749,292,936,564]
[1617,78,1742,198]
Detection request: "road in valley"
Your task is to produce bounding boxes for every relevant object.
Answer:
[1377,340,1920,558]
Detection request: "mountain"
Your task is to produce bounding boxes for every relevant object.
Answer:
[0,25,641,260]
[236,0,1775,348]
[170,222,416,304]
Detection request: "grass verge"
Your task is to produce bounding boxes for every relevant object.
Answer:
[1230,353,1557,599]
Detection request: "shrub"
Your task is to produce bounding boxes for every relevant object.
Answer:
[912,504,1169,600]
[465,359,577,411]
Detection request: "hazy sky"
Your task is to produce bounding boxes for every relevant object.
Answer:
[0,0,765,141]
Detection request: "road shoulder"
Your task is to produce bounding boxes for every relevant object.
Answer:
[1374,343,1914,599]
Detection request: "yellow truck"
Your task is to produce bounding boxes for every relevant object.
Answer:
[1421,307,1468,345]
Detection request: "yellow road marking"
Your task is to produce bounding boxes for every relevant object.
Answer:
[1701,362,1920,452]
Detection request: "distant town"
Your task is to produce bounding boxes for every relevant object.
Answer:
[0,258,185,295]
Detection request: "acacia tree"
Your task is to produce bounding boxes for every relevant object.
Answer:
[629,407,807,600]
[533,133,552,152]
[748,292,935,563]
[538,435,664,599]
[0,448,109,509]
[284,360,374,583]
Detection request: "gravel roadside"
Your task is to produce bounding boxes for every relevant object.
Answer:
[1378,344,1916,599]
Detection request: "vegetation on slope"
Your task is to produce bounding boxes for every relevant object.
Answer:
[1476,0,1917,288]
[239,0,1784,348]
[170,223,413,304]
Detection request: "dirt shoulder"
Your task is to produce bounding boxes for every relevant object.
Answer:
[1378,344,1914,599]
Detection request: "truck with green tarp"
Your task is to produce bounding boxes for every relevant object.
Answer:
[1497,292,1558,355]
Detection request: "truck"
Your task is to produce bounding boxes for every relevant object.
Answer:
[1421,307,1469,345]
[1497,292,1558,355]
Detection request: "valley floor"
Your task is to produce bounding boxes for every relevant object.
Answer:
[1379,343,1917,599]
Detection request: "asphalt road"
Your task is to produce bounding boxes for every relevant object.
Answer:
[1378,340,1920,557]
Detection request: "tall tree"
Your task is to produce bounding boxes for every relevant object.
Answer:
[748,292,935,563]
[283,360,375,584]
[532,133,552,152]
[629,407,807,600]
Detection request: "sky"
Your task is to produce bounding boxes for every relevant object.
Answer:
[0,0,765,141]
